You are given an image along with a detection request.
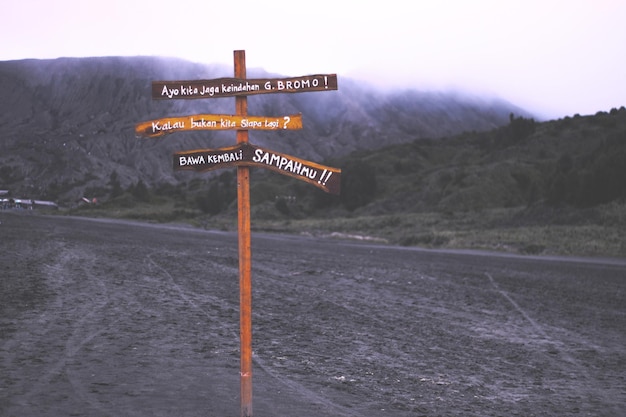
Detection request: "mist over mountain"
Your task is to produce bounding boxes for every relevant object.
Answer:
[0,56,530,203]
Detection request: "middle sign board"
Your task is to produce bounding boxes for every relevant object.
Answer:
[136,113,303,138]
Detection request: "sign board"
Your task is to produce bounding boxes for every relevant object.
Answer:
[174,143,341,195]
[135,113,302,138]
[138,50,340,417]
[152,74,337,100]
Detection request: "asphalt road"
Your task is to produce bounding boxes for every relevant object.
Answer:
[1,212,625,416]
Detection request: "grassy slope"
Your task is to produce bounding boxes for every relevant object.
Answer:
[67,109,626,258]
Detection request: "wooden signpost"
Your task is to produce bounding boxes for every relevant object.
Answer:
[136,50,339,417]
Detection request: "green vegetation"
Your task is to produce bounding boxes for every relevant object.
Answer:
[67,108,626,258]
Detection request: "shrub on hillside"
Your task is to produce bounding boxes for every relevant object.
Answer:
[340,160,378,211]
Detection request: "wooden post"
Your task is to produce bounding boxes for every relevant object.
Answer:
[234,50,253,417]
[137,50,340,415]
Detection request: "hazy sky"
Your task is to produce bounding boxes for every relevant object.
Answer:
[4,0,626,119]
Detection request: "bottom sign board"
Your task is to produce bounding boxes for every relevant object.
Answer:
[174,143,341,195]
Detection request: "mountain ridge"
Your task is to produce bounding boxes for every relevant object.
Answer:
[1,56,530,203]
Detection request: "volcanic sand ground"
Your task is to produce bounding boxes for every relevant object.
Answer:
[1,211,625,416]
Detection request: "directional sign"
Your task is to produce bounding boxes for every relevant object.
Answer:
[152,74,338,100]
[135,113,302,138]
[139,50,340,417]
[173,143,341,195]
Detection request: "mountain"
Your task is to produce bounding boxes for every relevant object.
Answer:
[0,56,530,203]
[337,109,626,213]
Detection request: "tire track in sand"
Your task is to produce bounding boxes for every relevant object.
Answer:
[5,245,113,414]
[146,252,363,417]
[484,271,616,409]
[6,243,144,416]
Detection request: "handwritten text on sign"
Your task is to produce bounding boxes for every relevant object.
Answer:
[174,143,341,195]
[152,74,338,100]
[135,114,302,138]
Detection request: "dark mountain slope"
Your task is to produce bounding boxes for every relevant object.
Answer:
[0,56,529,203]
[333,109,626,214]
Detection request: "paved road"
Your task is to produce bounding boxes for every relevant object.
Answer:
[1,212,625,416]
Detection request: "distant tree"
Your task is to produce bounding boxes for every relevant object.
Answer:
[508,113,536,142]
[42,180,61,200]
[546,153,579,206]
[0,166,12,182]
[274,197,290,216]
[108,171,123,198]
[197,184,222,214]
[131,180,150,202]
[546,173,566,206]
[577,150,626,206]
[196,174,237,215]
[340,160,377,211]
[310,187,340,210]
[556,153,574,174]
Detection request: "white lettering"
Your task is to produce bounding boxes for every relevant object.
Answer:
[207,150,243,164]
[252,149,264,163]
[152,120,184,132]
[191,118,217,129]
[221,82,260,94]
[179,155,205,166]
[221,118,236,128]
[200,85,219,96]
[241,119,262,129]
[251,149,318,179]
[301,166,317,179]
[161,85,179,98]
[274,78,317,91]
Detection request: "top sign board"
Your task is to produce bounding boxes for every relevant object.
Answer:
[152,74,337,100]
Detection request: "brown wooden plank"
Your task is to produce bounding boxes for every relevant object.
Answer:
[135,113,302,138]
[173,143,341,195]
[152,74,337,100]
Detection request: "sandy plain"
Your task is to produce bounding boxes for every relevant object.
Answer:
[1,211,625,416]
